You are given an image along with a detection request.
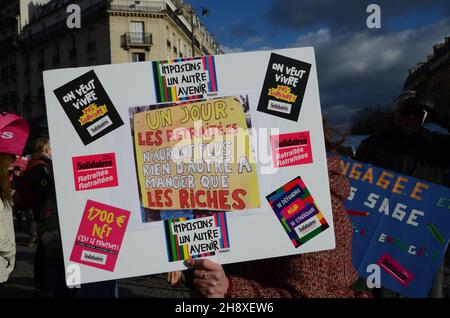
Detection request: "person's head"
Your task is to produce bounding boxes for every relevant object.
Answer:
[323,118,346,154]
[13,165,21,176]
[34,137,51,160]
[0,153,16,203]
[392,91,430,135]
[0,112,29,203]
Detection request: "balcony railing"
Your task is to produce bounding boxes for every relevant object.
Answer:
[108,1,165,13]
[121,32,153,51]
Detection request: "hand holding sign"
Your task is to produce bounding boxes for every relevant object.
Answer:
[186,258,229,298]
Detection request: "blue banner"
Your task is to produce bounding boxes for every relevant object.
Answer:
[336,155,450,298]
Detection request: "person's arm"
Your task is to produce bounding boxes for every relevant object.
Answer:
[36,199,60,248]
[0,249,15,284]
[354,137,375,164]
[327,156,351,200]
[0,204,16,284]
[427,104,450,132]
[28,164,50,220]
[227,273,292,298]
[229,252,347,298]
[186,258,297,298]
[427,104,450,167]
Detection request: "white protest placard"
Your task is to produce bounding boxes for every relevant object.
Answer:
[43,47,335,285]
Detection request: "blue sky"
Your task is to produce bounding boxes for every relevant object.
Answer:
[190,0,450,130]
[190,0,287,50]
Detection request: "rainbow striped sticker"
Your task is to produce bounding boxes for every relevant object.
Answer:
[152,56,218,103]
[163,212,230,262]
[266,176,329,248]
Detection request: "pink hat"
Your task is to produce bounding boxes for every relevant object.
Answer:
[0,113,30,155]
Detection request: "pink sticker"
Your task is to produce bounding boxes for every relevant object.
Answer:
[69,200,130,272]
[270,131,313,168]
[72,153,118,191]
[377,253,414,287]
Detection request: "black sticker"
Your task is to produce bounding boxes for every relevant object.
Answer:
[257,53,311,122]
[53,70,124,145]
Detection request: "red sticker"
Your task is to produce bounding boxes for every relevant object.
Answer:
[270,131,313,168]
[70,200,130,272]
[72,153,118,191]
[280,197,306,220]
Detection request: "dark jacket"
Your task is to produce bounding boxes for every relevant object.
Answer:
[28,156,62,259]
[355,121,450,186]
[27,155,54,222]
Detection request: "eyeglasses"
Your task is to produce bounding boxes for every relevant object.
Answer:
[399,108,425,119]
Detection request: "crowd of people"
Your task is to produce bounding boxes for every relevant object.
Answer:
[0,90,449,298]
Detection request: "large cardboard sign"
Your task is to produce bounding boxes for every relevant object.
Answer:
[337,155,450,298]
[132,96,260,212]
[43,48,334,285]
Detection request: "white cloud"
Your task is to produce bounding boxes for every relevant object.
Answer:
[313,19,449,85]
[221,44,274,54]
[292,28,331,47]
[220,46,244,54]
[243,35,264,47]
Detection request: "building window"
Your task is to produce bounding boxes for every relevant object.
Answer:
[131,52,146,62]
[24,54,31,74]
[1,62,6,78]
[38,86,45,103]
[130,21,144,43]
[166,26,171,47]
[2,94,8,108]
[87,27,96,52]
[38,49,45,69]
[10,92,17,106]
[24,98,32,114]
[53,42,60,65]
[69,36,77,59]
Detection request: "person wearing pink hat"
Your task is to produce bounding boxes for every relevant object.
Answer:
[0,113,29,284]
